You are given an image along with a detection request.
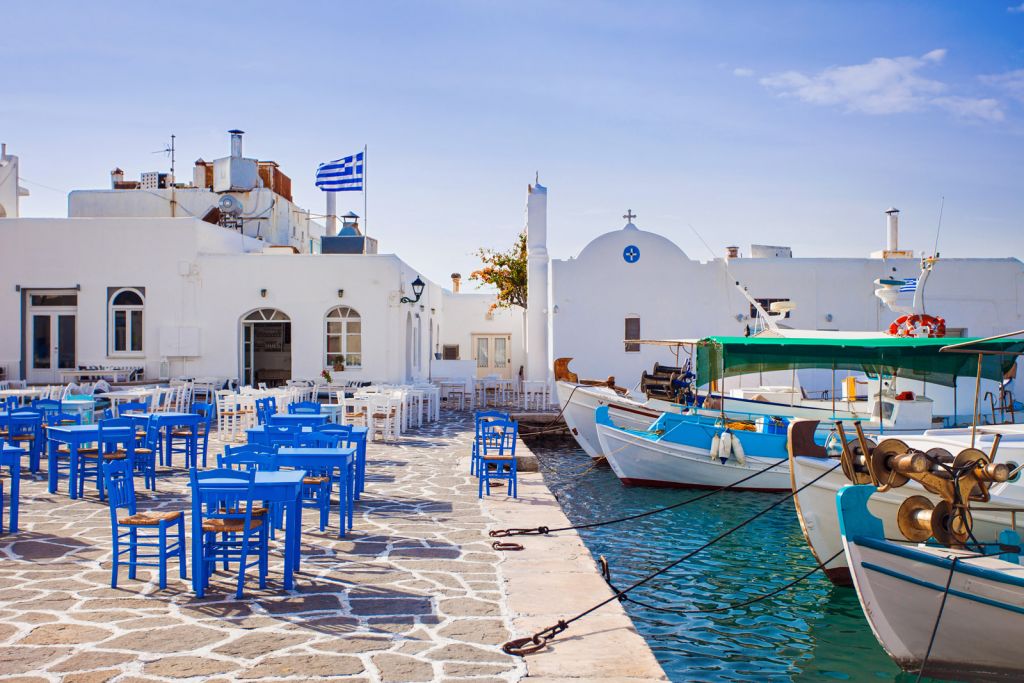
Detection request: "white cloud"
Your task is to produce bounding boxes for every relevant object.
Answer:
[759,49,1003,121]
[1009,3,1024,13]
[981,69,1024,103]
[733,67,754,78]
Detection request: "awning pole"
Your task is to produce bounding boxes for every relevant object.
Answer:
[972,352,983,448]
[879,373,884,435]
[831,360,836,418]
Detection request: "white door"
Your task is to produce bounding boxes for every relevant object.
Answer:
[26,292,78,384]
[473,334,512,379]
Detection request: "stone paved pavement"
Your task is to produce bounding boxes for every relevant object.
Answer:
[0,415,528,682]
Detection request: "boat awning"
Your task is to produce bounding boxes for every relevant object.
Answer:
[632,339,703,347]
[695,336,1024,388]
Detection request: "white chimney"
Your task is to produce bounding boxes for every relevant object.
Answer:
[228,129,244,158]
[885,207,900,252]
[451,273,462,293]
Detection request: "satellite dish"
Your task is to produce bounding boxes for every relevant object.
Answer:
[218,194,243,216]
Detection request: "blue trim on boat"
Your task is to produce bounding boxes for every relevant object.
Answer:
[853,535,1024,590]
[861,561,1024,616]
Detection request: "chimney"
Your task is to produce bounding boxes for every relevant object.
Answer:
[725,246,739,259]
[110,167,124,188]
[451,273,462,293]
[1,143,6,159]
[228,129,244,158]
[885,207,899,252]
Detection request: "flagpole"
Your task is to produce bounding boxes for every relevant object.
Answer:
[363,143,368,241]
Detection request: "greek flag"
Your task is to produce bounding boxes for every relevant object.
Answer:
[316,151,364,192]
[899,277,918,293]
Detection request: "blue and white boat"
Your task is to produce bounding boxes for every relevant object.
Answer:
[595,406,794,490]
[838,484,1024,680]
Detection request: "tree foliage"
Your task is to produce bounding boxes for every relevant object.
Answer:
[470,230,528,310]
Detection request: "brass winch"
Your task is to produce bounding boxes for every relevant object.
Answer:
[833,421,1011,547]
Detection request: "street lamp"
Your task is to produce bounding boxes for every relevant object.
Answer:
[400,276,425,304]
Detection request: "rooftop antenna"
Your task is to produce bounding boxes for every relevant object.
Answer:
[152,134,176,178]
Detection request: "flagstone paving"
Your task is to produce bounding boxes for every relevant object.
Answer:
[0,416,528,682]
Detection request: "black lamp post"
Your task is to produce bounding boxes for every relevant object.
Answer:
[400,276,425,304]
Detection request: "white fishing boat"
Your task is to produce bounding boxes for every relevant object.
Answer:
[595,405,793,490]
[838,484,1024,680]
[790,421,1024,585]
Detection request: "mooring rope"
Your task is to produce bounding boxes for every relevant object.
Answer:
[490,455,790,537]
[501,461,842,656]
[602,550,843,614]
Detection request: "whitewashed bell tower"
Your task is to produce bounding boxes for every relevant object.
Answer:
[525,181,550,382]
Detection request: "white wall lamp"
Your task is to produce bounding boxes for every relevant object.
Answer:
[260,288,268,298]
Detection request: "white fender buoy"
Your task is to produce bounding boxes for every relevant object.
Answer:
[731,434,746,466]
[710,434,721,461]
[718,431,732,462]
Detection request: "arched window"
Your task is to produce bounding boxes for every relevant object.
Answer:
[109,288,145,354]
[326,306,362,369]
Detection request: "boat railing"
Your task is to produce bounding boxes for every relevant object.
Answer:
[967,506,1024,531]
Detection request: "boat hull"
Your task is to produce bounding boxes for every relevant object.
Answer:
[596,418,791,491]
[792,452,1024,587]
[556,381,665,459]
[839,486,1024,680]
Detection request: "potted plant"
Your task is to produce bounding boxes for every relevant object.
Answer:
[332,357,345,372]
[321,369,333,384]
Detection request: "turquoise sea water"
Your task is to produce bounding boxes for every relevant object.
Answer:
[533,442,954,683]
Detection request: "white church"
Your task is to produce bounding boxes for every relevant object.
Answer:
[2,131,1024,400]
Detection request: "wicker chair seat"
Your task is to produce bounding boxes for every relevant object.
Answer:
[118,510,183,526]
[302,476,330,485]
[202,518,263,533]
[57,445,99,454]
[81,452,127,461]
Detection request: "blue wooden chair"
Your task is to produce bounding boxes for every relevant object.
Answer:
[31,399,62,425]
[80,419,134,500]
[219,444,277,472]
[191,468,269,599]
[255,397,276,426]
[118,400,150,416]
[263,425,300,450]
[2,397,17,413]
[472,410,511,475]
[293,430,342,447]
[271,454,333,532]
[477,418,518,498]
[130,415,160,491]
[103,458,185,589]
[287,401,321,415]
[7,413,43,473]
[170,402,215,468]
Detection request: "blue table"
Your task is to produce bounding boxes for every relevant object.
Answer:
[123,412,202,468]
[1,445,22,532]
[45,424,135,499]
[277,446,357,537]
[247,425,369,498]
[190,470,305,596]
[267,414,329,428]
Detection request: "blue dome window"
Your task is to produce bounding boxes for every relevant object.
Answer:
[623,245,640,263]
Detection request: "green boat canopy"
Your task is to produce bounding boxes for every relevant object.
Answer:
[695,336,1024,388]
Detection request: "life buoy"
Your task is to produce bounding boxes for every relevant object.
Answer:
[888,314,946,338]
[731,435,746,466]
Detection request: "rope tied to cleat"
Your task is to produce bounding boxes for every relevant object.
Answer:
[500,460,842,656]
[489,526,549,537]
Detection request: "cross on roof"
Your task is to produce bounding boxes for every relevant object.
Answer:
[623,209,636,222]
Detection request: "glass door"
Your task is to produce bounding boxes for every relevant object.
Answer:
[473,335,512,379]
[27,311,77,384]
[242,323,254,386]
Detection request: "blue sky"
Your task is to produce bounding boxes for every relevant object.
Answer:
[4,1,1024,286]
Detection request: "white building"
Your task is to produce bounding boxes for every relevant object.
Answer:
[0,134,523,387]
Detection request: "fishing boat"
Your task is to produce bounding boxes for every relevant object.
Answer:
[788,333,1024,585]
[593,334,970,489]
[838,483,1024,680]
[595,404,792,490]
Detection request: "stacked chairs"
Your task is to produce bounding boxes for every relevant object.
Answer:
[475,416,519,498]
[191,468,269,599]
[103,458,185,589]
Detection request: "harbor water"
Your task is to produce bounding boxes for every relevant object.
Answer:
[533,441,951,683]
